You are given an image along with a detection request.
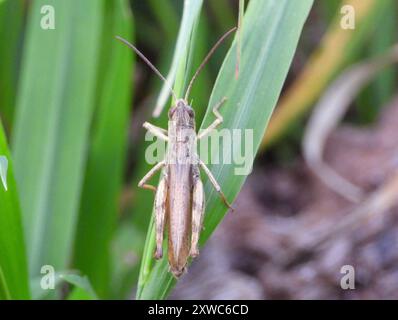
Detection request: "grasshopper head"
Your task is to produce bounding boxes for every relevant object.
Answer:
[168,99,195,129]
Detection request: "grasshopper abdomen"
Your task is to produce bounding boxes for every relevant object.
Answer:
[167,100,197,277]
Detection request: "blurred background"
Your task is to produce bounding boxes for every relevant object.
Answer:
[1,0,397,299]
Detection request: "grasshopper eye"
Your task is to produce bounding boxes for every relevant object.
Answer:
[187,109,195,118]
[168,107,176,118]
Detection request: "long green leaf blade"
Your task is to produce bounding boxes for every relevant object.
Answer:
[0,121,30,299]
[62,274,97,300]
[12,0,103,280]
[153,0,203,116]
[0,0,24,128]
[73,0,134,298]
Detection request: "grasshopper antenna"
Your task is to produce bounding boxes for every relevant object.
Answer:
[116,36,178,102]
[184,26,237,102]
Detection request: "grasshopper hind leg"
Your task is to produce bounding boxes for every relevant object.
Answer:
[190,166,205,258]
[154,171,168,259]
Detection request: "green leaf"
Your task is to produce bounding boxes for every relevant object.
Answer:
[367,0,397,114]
[208,0,235,32]
[136,0,313,299]
[355,0,397,123]
[148,0,179,42]
[67,286,93,300]
[62,274,97,300]
[0,0,24,128]
[12,0,103,278]
[110,223,145,299]
[320,0,342,23]
[0,121,30,299]
[153,0,203,116]
[73,0,134,299]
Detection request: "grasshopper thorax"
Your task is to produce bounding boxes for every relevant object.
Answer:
[168,99,195,129]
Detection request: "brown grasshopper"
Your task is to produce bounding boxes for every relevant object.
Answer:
[117,27,236,277]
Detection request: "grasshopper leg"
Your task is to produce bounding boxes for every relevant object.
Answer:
[138,161,165,192]
[198,159,234,211]
[154,171,168,259]
[197,97,227,140]
[143,122,168,141]
[190,166,205,258]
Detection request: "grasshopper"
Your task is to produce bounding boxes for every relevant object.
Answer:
[117,27,236,277]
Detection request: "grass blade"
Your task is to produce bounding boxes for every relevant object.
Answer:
[12,0,103,280]
[153,0,203,117]
[72,0,134,299]
[136,0,313,299]
[370,0,397,105]
[0,0,24,129]
[0,121,30,299]
[61,274,97,300]
[208,0,235,32]
[148,0,179,42]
